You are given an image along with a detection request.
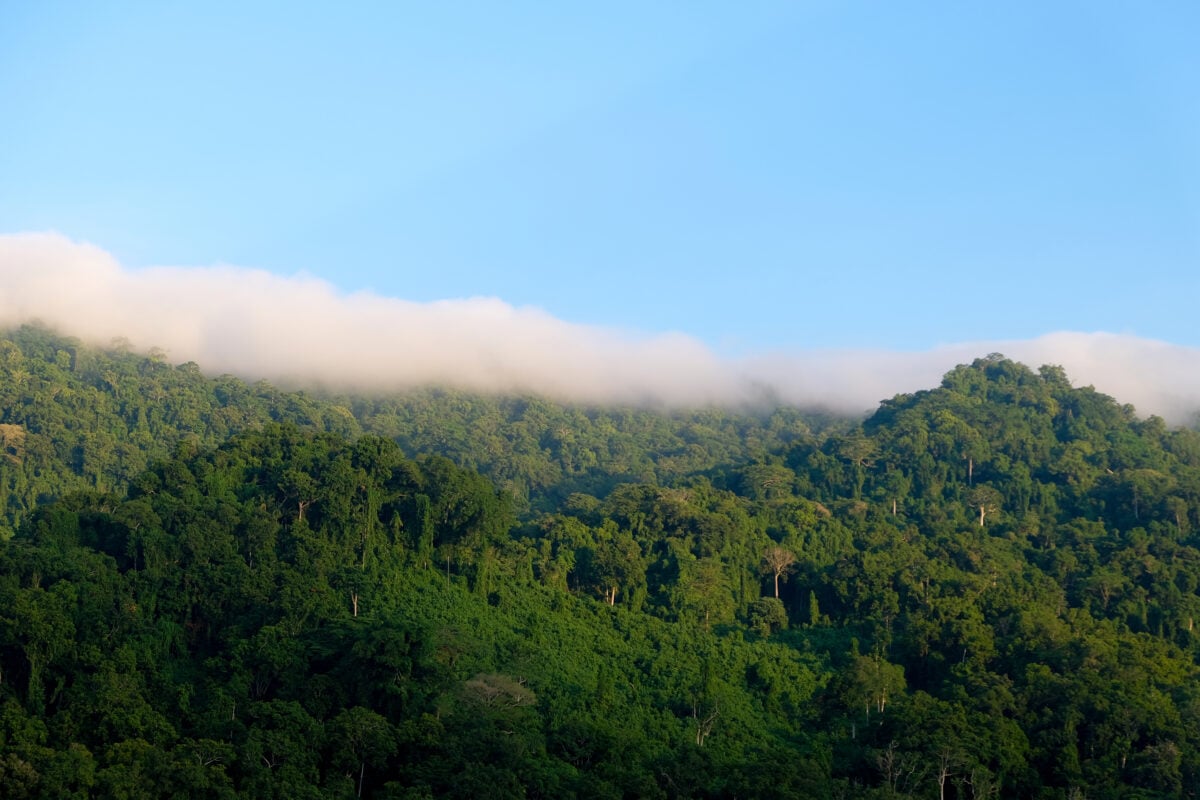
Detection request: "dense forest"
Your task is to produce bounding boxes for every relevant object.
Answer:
[3,323,1200,798]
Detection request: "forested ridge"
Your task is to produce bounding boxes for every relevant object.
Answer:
[3,324,1200,798]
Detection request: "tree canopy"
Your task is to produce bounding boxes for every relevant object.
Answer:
[3,326,1200,797]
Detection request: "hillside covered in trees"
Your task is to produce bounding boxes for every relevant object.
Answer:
[3,324,1200,798]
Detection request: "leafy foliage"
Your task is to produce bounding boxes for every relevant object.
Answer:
[4,330,1200,797]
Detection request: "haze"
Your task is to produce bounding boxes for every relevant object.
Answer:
[4,233,1199,423]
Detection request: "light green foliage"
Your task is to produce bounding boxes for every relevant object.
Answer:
[748,597,788,636]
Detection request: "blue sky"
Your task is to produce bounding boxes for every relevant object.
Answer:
[1,2,1198,363]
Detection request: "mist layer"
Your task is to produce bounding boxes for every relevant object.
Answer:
[4,232,1199,422]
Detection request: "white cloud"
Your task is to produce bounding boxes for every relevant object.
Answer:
[3,232,1200,423]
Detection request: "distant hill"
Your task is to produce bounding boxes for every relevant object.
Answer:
[0,324,834,535]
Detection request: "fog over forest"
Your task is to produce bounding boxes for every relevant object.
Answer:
[5,232,1200,422]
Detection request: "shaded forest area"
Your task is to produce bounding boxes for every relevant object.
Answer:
[3,324,1200,798]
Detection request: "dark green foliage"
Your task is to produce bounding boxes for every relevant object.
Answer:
[5,330,1200,796]
[0,324,361,539]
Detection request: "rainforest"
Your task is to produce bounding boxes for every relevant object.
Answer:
[2,323,1200,799]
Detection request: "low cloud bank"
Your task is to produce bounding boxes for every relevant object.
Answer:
[3,232,1200,423]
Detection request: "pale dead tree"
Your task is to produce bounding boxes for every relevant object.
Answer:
[967,485,1002,527]
[960,766,1002,800]
[693,702,719,747]
[875,741,924,797]
[1167,496,1189,535]
[188,740,228,767]
[250,669,271,700]
[935,748,959,800]
[762,546,796,598]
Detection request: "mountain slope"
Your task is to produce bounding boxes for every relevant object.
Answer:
[4,329,1200,795]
